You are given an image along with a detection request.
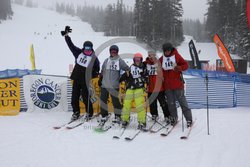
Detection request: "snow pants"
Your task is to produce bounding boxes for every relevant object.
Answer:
[165,89,192,123]
[71,80,93,116]
[148,91,170,118]
[122,88,146,124]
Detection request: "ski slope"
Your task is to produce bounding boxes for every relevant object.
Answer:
[0,108,250,167]
[0,4,250,167]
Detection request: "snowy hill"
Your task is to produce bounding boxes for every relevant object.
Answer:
[0,4,149,76]
[1,5,250,167]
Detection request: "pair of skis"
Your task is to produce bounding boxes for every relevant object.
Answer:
[112,125,149,141]
[53,114,99,130]
[150,119,195,140]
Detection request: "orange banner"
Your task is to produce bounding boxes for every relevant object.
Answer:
[213,34,235,72]
[0,78,20,116]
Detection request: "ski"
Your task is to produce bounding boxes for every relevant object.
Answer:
[149,122,169,133]
[53,114,85,129]
[148,121,157,131]
[180,120,196,140]
[94,114,113,133]
[124,127,148,141]
[124,129,141,141]
[113,127,126,139]
[94,123,113,133]
[66,114,99,130]
[160,120,180,137]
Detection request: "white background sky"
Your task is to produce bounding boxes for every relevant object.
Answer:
[32,0,208,22]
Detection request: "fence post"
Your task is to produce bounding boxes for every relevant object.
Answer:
[233,74,237,107]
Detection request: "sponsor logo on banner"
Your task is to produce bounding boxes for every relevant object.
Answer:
[30,78,61,109]
[0,78,20,115]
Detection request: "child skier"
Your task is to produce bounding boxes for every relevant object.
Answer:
[120,53,148,130]
[144,50,170,122]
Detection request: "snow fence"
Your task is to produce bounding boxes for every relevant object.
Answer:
[1,70,250,115]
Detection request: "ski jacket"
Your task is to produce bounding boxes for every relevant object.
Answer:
[159,48,188,90]
[100,55,130,89]
[119,63,148,90]
[65,36,100,84]
[144,57,164,93]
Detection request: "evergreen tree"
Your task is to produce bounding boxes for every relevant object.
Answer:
[0,0,13,21]
[235,0,250,61]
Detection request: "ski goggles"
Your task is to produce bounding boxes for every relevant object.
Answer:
[84,46,92,50]
[110,50,118,54]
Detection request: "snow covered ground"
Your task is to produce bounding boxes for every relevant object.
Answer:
[1,107,250,167]
[1,4,250,167]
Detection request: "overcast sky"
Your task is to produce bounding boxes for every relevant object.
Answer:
[33,0,208,22]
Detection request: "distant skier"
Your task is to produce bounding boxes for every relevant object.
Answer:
[160,42,193,128]
[97,45,130,127]
[62,26,100,121]
[120,53,148,130]
[144,50,170,122]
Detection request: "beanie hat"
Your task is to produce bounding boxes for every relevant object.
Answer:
[162,42,173,52]
[83,41,93,50]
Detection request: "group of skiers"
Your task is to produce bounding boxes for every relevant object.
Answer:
[62,26,193,130]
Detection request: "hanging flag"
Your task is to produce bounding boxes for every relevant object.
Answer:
[30,44,36,70]
[247,0,250,29]
[188,40,201,69]
[213,34,235,72]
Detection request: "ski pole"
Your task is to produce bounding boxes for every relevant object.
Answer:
[205,73,210,135]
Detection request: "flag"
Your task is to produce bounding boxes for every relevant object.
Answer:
[188,40,201,69]
[213,34,235,72]
[247,0,250,29]
[30,44,36,70]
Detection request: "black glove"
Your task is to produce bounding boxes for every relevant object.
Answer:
[61,26,72,36]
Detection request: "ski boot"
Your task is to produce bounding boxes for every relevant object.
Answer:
[137,122,147,131]
[71,112,80,121]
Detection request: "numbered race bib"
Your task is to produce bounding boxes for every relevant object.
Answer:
[147,64,157,75]
[76,53,92,68]
[162,55,176,70]
[131,65,143,79]
[106,58,120,71]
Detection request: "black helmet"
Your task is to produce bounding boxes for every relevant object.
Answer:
[109,45,119,53]
[162,42,173,52]
[83,41,93,50]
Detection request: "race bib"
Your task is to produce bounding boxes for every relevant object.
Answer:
[162,56,176,70]
[131,65,143,78]
[106,58,120,71]
[147,64,157,75]
[76,53,92,68]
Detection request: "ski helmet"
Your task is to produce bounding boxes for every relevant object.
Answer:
[109,45,119,53]
[133,52,143,62]
[83,41,93,50]
[162,42,173,52]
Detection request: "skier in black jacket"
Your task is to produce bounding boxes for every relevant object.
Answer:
[62,26,100,121]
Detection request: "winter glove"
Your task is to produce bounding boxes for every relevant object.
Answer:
[174,65,182,72]
[61,26,72,36]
